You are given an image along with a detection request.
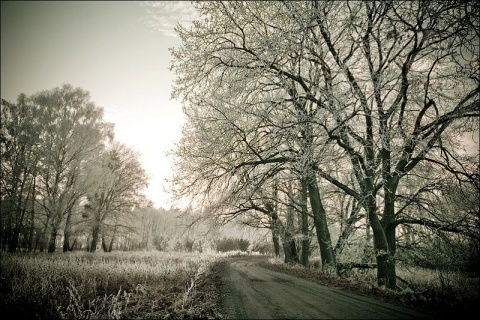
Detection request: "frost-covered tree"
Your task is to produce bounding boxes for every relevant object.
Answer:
[1,85,114,253]
[303,0,479,288]
[1,96,41,252]
[32,85,113,253]
[170,1,479,288]
[171,1,337,268]
[84,142,148,252]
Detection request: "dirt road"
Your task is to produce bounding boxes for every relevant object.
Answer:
[219,256,434,319]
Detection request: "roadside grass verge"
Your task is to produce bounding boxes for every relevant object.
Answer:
[262,257,479,319]
[0,251,228,319]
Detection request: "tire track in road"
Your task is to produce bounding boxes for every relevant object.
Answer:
[219,256,435,319]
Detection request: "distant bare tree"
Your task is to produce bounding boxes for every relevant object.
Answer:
[1,85,113,253]
[1,96,41,252]
[84,142,148,252]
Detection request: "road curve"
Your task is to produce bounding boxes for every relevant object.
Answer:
[219,256,434,319]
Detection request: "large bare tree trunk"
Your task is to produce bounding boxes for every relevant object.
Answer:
[307,175,336,268]
[376,178,400,289]
[365,192,396,289]
[90,223,100,252]
[47,211,62,253]
[47,208,62,253]
[47,227,57,253]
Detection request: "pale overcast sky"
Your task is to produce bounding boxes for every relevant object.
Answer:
[1,1,199,209]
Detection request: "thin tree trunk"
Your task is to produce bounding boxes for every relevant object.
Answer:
[8,191,29,252]
[8,226,20,253]
[101,237,108,252]
[300,179,309,267]
[8,224,22,252]
[108,236,115,252]
[35,209,51,252]
[108,226,117,252]
[362,211,373,264]
[1,218,10,251]
[334,200,362,257]
[2,199,15,251]
[86,234,91,251]
[63,209,73,252]
[28,178,36,252]
[267,186,281,259]
[9,165,33,252]
[4,169,20,251]
[270,210,282,259]
[284,201,299,264]
[272,228,281,258]
[403,225,412,246]
[69,238,77,251]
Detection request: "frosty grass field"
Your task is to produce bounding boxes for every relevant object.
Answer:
[0,250,230,319]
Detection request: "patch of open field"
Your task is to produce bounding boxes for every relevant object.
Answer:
[0,251,228,319]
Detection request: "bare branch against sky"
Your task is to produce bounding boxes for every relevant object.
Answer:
[0,1,477,211]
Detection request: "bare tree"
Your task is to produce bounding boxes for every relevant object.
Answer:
[170,1,337,268]
[1,96,41,252]
[30,85,113,253]
[84,142,148,252]
[305,0,478,288]
[1,85,113,253]
[170,1,478,289]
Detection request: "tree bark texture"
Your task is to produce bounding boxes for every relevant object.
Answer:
[47,228,57,253]
[90,224,100,252]
[307,175,336,268]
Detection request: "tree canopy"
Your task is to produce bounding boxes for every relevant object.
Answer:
[170,1,479,289]
[1,84,148,253]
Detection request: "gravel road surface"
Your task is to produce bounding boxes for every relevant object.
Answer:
[219,256,435,319]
